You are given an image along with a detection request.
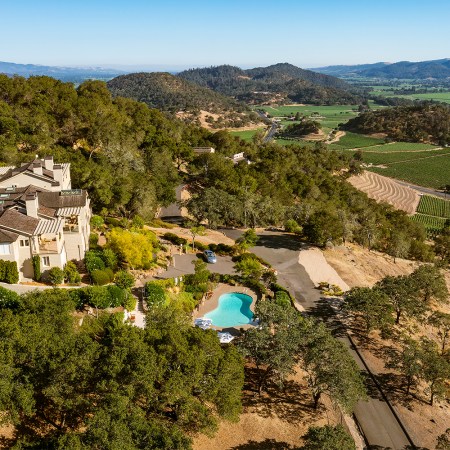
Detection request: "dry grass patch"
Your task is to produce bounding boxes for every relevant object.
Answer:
[193,365,341,450]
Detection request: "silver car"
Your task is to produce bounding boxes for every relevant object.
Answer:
[203,250,217,263]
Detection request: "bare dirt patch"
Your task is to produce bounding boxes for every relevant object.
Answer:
[348,170,420,215]
[323,243,418,288]
[327,130,346,144]
[193,366,341,450]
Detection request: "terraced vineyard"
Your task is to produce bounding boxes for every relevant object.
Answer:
[416,195,450,219]
[348,171,420,214]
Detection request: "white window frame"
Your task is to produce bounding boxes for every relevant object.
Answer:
[20,239,30,247]
[0,243,10,255]
[42,256,50,267]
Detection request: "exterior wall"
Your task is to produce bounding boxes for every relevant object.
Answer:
[16,235,34,279]
[64,233,86,261]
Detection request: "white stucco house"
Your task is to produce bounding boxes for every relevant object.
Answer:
[0,156,91,280]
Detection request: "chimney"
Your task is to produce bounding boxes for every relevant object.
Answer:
[25,193,39,218]
[32,162,43,176]
[44,156,54,171]
[53,164,62,186]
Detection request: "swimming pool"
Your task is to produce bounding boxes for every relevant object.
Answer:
[205,292,254,328]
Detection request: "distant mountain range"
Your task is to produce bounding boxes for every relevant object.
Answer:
[0,61,125,82]
[313,59,450,79]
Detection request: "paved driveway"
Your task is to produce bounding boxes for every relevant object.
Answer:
[220,229,414,449]
[157,253,236,279]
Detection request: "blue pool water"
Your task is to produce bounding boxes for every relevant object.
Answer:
[205,292,254,327]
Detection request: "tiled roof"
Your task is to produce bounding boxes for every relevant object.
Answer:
[38,191,87,209]
[0,159,59,186]
[0,208,39,235]
[0,229,18,243]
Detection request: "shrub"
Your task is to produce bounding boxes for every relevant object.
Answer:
[101,248,118,270]
[284,219,302,234]
[145,282,166,306]
[85,251,105,273]
[4,262,19,284]
[32,255,41,281]
[83,286,111,309]
[194,241,208,251]
[48,267,64,286]
[91,269,112,286]
[107,228,155,269]
[106,285,127,307]
[232,252,271,267]
[105,217,122,228]
[114,270,135,289]
[163,232,187,246]
[89,233,99,249]
[0,261,20,284]
[90,215,104,230]
[123,295,137,311]
[216,243,236,255]
[0,286,20,309]
[132,215,145,229]
[275,291,291,308]
[64,261,81,284]
[69,289,84,310]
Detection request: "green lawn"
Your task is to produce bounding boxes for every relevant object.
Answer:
[229,128,263,142]
[337,132,385,149]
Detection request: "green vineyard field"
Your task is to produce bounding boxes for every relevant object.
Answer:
[416,195,450,219]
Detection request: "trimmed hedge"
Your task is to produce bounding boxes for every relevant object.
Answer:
[0,260,19,284]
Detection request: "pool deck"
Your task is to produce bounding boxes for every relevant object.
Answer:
[194,283,258,334]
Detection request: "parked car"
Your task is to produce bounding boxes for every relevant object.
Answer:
[203,250,217,264]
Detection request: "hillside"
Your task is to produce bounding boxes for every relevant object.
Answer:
[342,103,450,145]
[314,59,450,79]
[178,63,362,104]
[107,72,259,128]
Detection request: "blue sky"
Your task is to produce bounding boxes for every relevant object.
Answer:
[1,0,450,69]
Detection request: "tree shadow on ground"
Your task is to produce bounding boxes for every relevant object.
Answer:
[374,372,418,408]
[305,297,347,338]
[254,234,305,252]
[230,439,294,449]
[243,367,323,425]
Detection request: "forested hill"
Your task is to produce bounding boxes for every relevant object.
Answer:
[314,59,450,79]
[107,72,259,128]
[0,75,433,262]
[178,63,362,104]
[342,104,450,145]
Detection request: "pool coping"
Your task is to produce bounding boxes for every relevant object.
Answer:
[193,283,258,333]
